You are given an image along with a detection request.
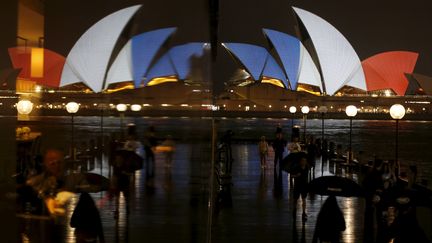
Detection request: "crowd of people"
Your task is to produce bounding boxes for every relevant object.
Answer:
[257,123,430,243]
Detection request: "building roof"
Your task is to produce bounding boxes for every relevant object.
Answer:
[168,42,206,80]
[60,5,142,92]
[222,43,268,81]
[362,51,418,95]
[293,7,366,95]
[131,27,177,87]
[405,73,432,95]
[263,29,300,89]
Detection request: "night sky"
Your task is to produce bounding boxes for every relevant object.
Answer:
[44,0,432,83]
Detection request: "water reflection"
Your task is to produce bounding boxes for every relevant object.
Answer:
[65,195,78,243]
[115,192,129,243]
[13,116,432,242]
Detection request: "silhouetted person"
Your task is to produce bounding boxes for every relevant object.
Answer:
[143,126,157,178]
[272,132,287,176]
[306,136,318,176]
[312,196,346,243]
[70,192,105,243]
[388,205,429,243]
[112,124,143,217]
[292,157,309,221]
[275,123,283,134]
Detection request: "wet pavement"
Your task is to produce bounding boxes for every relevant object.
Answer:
[16,141,372,243]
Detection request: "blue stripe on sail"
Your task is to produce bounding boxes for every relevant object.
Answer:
[145,53,176,85]
[262,55,288,88]
[263,29,300,89]
[132,27,176,87]
[169,43,205,80]
[223,43,268,81]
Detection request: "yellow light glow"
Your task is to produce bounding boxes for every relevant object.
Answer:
[261,77,284,88]
[296,86,321,96]
[105,84,134,93]
[31,48,44,78]
[147,76,178,86]
[16,79,37,93]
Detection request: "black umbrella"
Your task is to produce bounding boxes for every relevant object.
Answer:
[280,152,306,173]
[114,149,144,173]
[64,172,110,193]
[308,176,365,197]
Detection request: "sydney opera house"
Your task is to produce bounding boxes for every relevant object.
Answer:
[1,3,431,116]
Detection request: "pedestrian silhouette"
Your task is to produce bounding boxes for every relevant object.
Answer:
[312,195,346,243]
[70,192,105,243]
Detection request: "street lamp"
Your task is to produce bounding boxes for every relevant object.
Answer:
[116,104,127,139]
[131,104,142,112]
[318,106,328,143]
[301,106,309,143]
[390,104,405,170]
[66,101,79,159]
[345,105,357,162]
[289,106,297,130]
[17,99,34,121]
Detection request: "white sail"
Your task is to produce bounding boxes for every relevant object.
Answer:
[297,43,322,91]
[60,61,83,87]
[60,5,142,92]
[105,40,133,88]
[293,7,366,95]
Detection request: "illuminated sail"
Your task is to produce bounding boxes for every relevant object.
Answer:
[105,40,133,87]
[297,43,322,91]
[169,42,206,80]
[60,5,142,92]
[293,7,366,95]
[222,43,268,81]
[263,29,300,89]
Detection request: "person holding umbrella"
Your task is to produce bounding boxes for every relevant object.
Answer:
[308,175,365,242]
[111,124,143,217]
[312,195,346,243]
[292,156,310,221]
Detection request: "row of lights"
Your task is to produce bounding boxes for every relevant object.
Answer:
[17,100,408,119]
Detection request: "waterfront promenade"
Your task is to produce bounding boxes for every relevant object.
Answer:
[10,115,432,242]
[20,142,370,242]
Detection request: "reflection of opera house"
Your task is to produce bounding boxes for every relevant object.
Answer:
[4,5,432,116]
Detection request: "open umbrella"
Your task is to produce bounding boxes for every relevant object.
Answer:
[308,176,365,197]
[114,149,144,173]
[64,172,110,193]
[280,152,306,173]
